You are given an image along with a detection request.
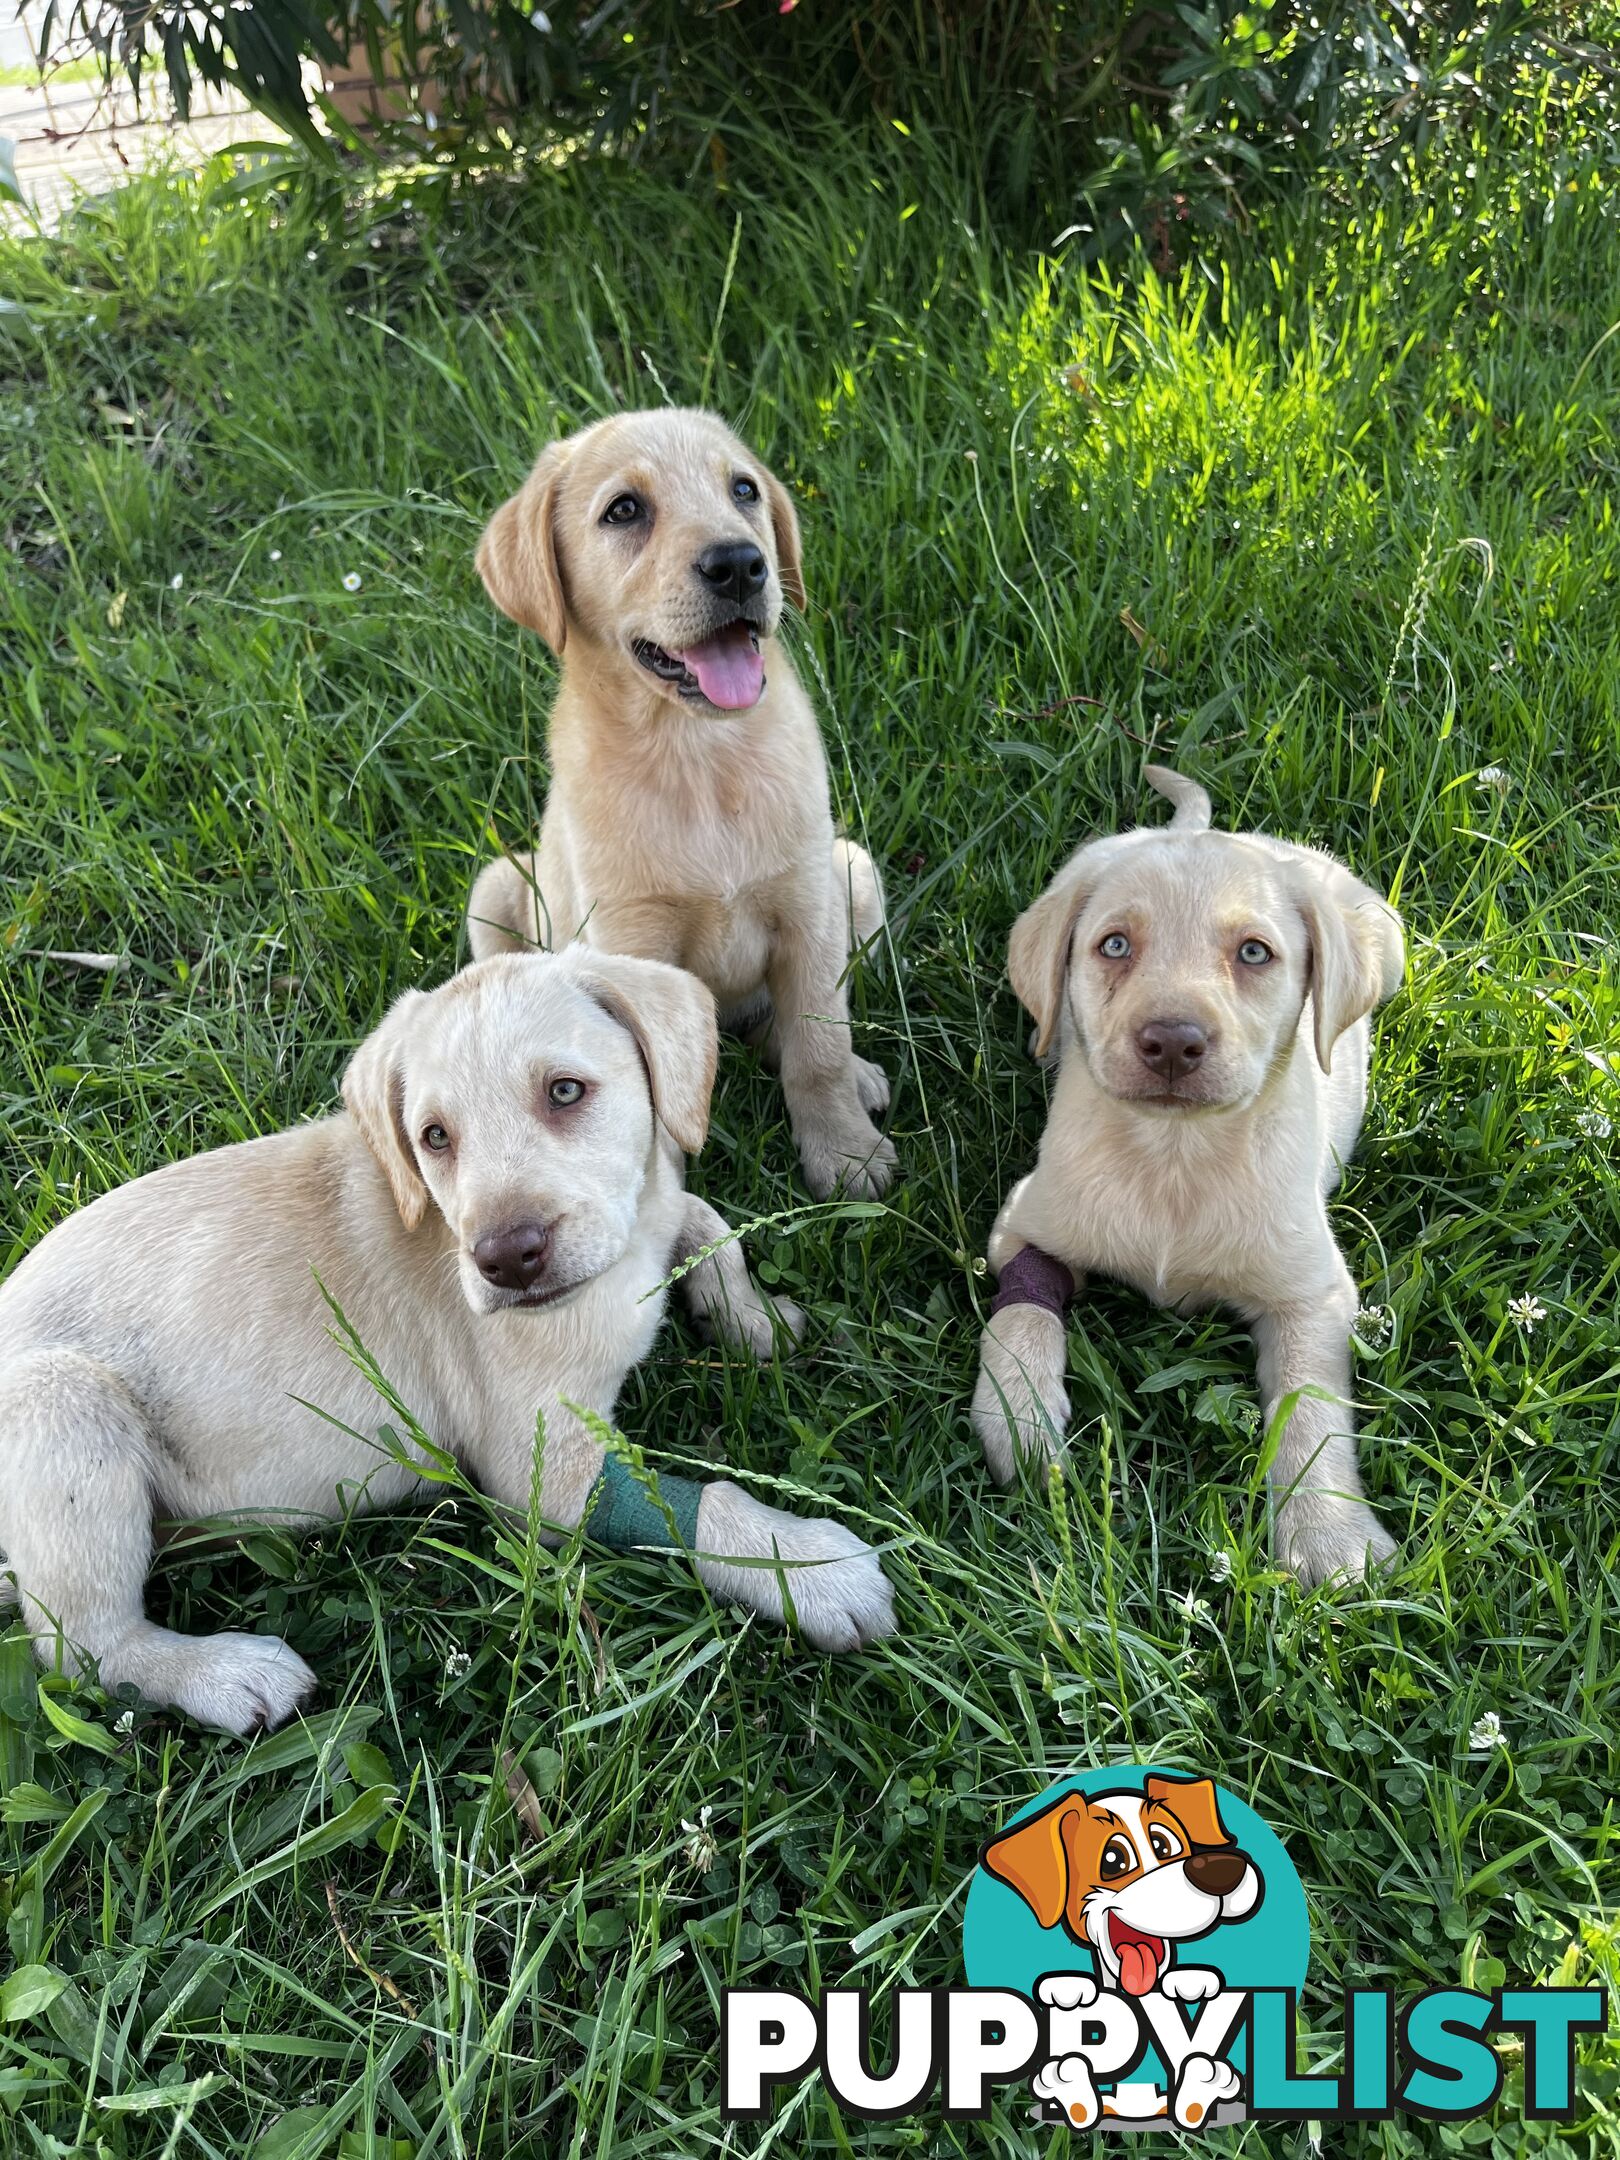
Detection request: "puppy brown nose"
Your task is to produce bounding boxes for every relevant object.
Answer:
[1135,1018,1210,1080]
[473,1223,550,1291]
[695,539,767,604]
[1185,1848,1248,1898]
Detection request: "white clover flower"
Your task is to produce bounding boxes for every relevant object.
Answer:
[114,1709,134,1734]
[530,6,551,26]
[681,1804,718,1873]
[1475,765,1510,797]
[1208,1549,1233,1584]
[1468,1710,1506,1752]
[1576,1109,1611,1139]
[444,1647,472,1681]
[1508,1295,1547,1333]
[1354,1303,1393,1350]
[168,573,184,590]
[342,571,363,593]
[269,548,282,563]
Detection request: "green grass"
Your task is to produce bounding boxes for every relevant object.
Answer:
[1,82,1618,2157]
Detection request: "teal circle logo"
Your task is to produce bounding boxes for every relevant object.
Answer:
[963,1767,1309,2128]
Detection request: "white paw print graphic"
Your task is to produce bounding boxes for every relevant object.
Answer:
[1173,2054,1242,2128]
[1033,2053,1101,2129]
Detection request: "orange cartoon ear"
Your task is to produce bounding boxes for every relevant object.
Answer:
[981,1798,1077,1930]
[1144,1775,1233,1850]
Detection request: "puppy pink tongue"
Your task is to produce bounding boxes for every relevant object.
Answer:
[1118,1939,1162,1997]
[679,623,764,710]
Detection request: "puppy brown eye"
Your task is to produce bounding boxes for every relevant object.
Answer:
[1238,939,1273,966]
[1149,1828,1180,1861]
[421,1123,451,1153]
[548,1077,586,1108]
[602,494,643,527]
[1100,1837,1135,1879]
[1098,933,1131,960]
[732,475,760,503]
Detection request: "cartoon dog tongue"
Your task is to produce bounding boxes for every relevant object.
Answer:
[678,622,765,710]
[1111,1920,1166,1996]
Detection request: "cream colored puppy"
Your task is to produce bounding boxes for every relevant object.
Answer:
[467,406,895,1201]
[972,768,1404,1585]
[0,950,896,1736]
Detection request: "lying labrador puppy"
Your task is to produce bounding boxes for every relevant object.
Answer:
[972,767,1404,1585]
[467,406,896,1201]
[0,949,896,1736]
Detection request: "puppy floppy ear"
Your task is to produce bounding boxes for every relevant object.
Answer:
[981,1796,1078,1931]
[476,440,570,652]
[762,467,807,612]
[1008,842,1110,1061]
[342,992,431,1230]
[568,951,719,1155]
[1144,1774,1232,1852]
[1293,855,1405,1074]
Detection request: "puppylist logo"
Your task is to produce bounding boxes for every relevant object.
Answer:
[722,1766,1606,2130]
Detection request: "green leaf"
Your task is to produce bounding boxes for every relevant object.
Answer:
[192,1784,399,1919]
[17,1787,110,1897]
[252,2106,331,2160]
[0,1965,66,2022]
[0,138,19,208]
[228,1704,380,1785]
[100,2073,226,2112]
[35,1683,121,1757]
[0,1784,71,1826]
[524,1746,564,1796]
[341,1742,394,1790]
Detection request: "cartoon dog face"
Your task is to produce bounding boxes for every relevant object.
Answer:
[982,1776,1262,1997]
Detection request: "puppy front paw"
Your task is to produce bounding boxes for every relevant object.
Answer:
[700,1285,805,1361]
[794,1099,897,1200]
[168,1632,318,1737]
[852,1055,890,1116]
[1032,2054,1101,2130]
[694,1485,897,1652]
[1277,1498,1397,1588]
[972,1308,1070,1484]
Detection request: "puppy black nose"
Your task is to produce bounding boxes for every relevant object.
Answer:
[694,539,767,603]
[1185,1848,1248,1898]
[1135,1018,1210,1079]
[473,1222,550,1291]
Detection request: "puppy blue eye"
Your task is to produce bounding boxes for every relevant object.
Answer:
[732,476,760,503]
[1098,933,1131,960]
[421,1123,451,1152]
[602,494,642,526]
[548,1077,586,1107]
[1238,939,1273,966]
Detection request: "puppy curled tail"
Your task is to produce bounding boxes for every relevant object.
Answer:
[1144,764,1213,832]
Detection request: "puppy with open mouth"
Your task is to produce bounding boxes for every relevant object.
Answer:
[0,949,896,1736]
[468,406,895,1201]
[972,767,1405,1585]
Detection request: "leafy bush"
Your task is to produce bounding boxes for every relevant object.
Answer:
[34,0,1619,236]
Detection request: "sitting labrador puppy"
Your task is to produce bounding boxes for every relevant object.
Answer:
[972,768,1404,1585]
[467,406,895,1201]
[0,949,896,1736]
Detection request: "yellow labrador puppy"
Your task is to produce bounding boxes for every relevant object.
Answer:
[0,950,896,1736]
[972,769,1404,1585]
[467,407,895,1200]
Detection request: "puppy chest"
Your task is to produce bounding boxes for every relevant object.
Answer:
[1017,1159,1308,1311]
[674,895,774,1002]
